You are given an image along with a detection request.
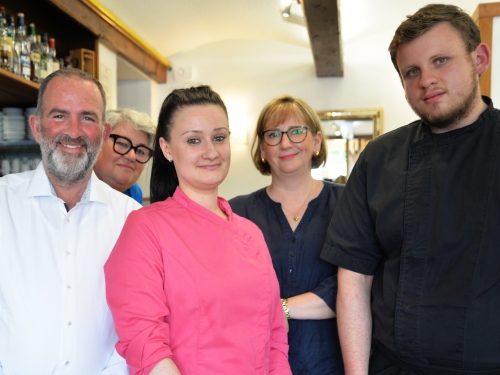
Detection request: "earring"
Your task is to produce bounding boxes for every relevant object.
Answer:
[315,150,320,157]
[167,157,172,162]
[261,157,266,163]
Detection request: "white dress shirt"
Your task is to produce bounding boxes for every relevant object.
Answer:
[0,163,141,375]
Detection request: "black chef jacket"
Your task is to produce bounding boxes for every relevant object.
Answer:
[321,97,500,370]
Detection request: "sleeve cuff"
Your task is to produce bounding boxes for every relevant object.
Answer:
[320,243,380,275]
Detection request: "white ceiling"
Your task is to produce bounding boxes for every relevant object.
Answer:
[100,0,310,58]
[100,0,489,80]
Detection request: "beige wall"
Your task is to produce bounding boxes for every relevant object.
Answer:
[140,0,491,200]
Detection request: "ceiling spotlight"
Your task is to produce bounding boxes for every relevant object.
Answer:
[280,0,305,26]
[282,3,292,17]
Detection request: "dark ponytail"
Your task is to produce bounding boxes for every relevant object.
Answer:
[150,86,228,203]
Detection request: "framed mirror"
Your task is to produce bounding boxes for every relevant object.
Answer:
[313,108,383,183]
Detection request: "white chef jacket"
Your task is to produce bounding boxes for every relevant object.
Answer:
[0,163,141,375]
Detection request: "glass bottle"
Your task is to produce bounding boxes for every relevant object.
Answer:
[15,13,30,80]
[6,15,18,75]
[0,6,11,71]
[63,55,71,68]
[28,24,40,82]
[39,32,51,80]
[0,6,4,24]
[48,38,60,72]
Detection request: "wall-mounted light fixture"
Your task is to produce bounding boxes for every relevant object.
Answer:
[281,0,293,17]
[280,0,305,26]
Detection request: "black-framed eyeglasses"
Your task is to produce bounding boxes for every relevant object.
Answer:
[109,134,153,164]
[260,126,309,146]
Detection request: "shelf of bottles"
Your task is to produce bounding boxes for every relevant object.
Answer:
[1,10,65,87]
[0,0,97,160]
[1,0,95,151]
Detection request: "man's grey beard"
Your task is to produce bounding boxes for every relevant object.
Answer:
[39,128,103,184]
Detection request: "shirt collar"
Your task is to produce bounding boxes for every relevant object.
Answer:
[25,162,109,206]
[172,186,234,221]
[420,96,495,139]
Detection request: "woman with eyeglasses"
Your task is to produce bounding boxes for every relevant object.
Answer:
[230,95,345,374]
[94,108,156,204]
[104,86,292,375]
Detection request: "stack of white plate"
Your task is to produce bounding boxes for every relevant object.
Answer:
[25,107,37,140]
[2,108,26,141]
[2,107,23,116]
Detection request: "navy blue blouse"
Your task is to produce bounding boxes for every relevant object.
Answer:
[230,182,344,375]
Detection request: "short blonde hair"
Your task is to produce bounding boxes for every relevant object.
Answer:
[107,108,156,147]
[251,95,328,175]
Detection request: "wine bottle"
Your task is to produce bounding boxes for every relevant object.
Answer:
[0,7,11,71]
[39,32,51,80]
[48,37,59,72]
[29,24,40,82]
[6,15,18,75]
[15,13,30,80]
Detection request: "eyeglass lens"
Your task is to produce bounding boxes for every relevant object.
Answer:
[262,126,308,146]
[112,135,152,163]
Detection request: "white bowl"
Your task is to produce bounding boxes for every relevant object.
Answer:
[3,115,25,120]
[2,107,23,116]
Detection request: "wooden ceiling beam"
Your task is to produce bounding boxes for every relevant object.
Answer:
[46,0,169,83]
[302,0,343,77]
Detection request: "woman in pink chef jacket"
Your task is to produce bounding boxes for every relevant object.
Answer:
[104,85,292,375]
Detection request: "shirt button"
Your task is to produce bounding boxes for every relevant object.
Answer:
[66,251,71,255]
[66,218,70,223]
[289,268,293,273]
[67,285,71,289]
[290,252,295,257]
[68,321,72,326]
[291,237,296,242]
[405,307,410,312]
[65,361,70,365]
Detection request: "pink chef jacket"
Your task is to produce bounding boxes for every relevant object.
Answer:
[104,187,292,375]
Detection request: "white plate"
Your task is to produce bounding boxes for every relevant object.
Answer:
[2,108,23,116]
[3,115,25,120]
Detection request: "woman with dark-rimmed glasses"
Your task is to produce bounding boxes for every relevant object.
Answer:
[230,95,345,374]
[94,108,156,204]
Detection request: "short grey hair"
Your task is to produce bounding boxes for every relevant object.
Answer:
[36,68,107,122]
[107,108,157,147]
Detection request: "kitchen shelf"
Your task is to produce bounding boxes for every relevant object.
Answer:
[0,69,40,108]
[0,140,40,150]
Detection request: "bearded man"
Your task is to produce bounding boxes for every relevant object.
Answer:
[0,68,140,374]
[320,4,500,375]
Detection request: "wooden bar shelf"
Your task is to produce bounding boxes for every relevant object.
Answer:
[0,69,40,108]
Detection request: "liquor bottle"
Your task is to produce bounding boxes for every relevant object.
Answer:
[6,15,14,41]
[0,7,11,71]
[28,24,40,82]
[0,7,5,28]
[48,38,60,72]
[15,13,30,80]
[6,15,18,75]
[39,32,51,80]
[63,56,72,68]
